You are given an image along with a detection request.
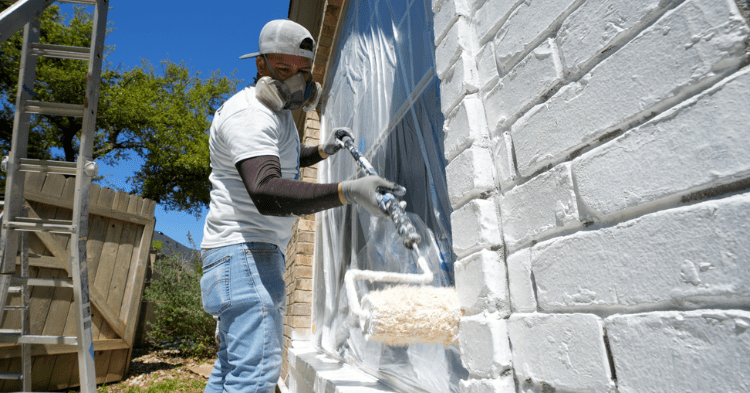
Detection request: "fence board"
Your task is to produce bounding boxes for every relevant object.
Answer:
[94,219,124,305]
[85,215,108,285]
[107,348,129,383]
[49,353,77,390]
[94,349,112,384]
[120,224,144,322]
[107,222,137,313]
[30,355,55,391]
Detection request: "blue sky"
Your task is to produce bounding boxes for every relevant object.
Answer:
[58,1,291,248]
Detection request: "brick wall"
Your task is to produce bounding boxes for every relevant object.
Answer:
[281,0,346,382]
[433,0,750,391]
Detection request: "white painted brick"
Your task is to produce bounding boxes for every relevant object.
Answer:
[506,247,536,313]
[508,313,615,393]
[492,131,518,192]
[475,43,499,93]
[512,0,750,177]
[446,145,496,208]
[574,67,750,220]
[459,376,516,393]
[500,162,581,252]
[451,198,503,259]
[288,347,394,392]
[440,52,481,115]
[444,95,491,162]
[459,312,512,378]
[532,192,750,312]
[606,310,750,393]
[436,17,477,79]
[455,249,509,316]
[558,0,679,75]
[433,0,472,45]
[484,38,562,133]
[493,0,582,74]
[474,0,519,44]
[432,0,444,13]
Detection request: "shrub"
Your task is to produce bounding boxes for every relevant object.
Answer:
[143,245,215,358]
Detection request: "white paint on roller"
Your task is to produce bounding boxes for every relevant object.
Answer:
[363,285,460,346]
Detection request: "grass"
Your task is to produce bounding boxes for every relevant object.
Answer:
[116,378,206,393]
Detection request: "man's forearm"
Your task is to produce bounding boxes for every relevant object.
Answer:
[237,155,345,216]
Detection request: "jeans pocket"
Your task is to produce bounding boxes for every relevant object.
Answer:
[251,249,287,316]
[200,255,231,316]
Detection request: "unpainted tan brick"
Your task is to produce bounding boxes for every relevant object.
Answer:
[325,4,341,17]
[294,265,313,278]
[291,316,312,328]
[298,219,316,231]
[289,302,312,316]
[297,255,314,266]
[292,290,312,303]
[295,278,313,291]
[299,232,315,243]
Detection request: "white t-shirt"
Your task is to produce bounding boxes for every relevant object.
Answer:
[201,86,300,250]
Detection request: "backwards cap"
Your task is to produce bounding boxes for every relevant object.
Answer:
[240,19,315,60]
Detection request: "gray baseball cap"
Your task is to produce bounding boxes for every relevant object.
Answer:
[240,19,315,60]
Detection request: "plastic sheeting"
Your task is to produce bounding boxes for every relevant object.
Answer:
[313,0,467,391]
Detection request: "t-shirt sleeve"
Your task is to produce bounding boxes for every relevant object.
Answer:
[221,107,281,164]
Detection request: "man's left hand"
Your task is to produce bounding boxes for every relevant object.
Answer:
[320,130,344,157]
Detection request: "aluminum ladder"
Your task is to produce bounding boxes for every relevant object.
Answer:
[0,0,109,391]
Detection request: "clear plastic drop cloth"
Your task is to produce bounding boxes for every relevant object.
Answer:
[312,0,467,391]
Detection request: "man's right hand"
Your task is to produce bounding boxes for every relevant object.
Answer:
[340,176,401,218]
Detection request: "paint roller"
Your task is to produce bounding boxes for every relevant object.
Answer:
[335,127,460,347]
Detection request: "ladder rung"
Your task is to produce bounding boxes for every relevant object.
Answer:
[6,218,76,234]
[0,372,23,381]
[0,329,22,334]
[10,276,73,288]
[57,0,97,5]
[0,333,77,345]
[3,305,27,311]
[31,43,90,61]
[18,158,78,175]
[8,286,22,294]
[24,100,85,117]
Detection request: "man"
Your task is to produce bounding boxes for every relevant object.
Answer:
[200,19,396,393]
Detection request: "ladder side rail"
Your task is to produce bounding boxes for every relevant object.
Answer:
[0,0,52,45]
[20,208,31,392]
[70,1,109,391]
[1,17,42,274]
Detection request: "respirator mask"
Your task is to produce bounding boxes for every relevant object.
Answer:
[256,57,321,112]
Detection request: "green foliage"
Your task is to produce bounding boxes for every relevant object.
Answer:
[143,249,215,358]
[0,4,241,215]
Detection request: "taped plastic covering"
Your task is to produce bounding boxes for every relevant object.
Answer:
[313,0,467,391]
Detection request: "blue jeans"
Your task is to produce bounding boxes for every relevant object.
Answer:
[200,242,287,393]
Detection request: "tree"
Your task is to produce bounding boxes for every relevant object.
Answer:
[0,4,240,215]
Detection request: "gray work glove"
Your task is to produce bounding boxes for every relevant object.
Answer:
[321,127,351,157]
[341,175,400,218]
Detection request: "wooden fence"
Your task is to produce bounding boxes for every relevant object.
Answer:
[0,172,156,391]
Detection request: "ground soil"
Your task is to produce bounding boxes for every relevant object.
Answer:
[95,348,212,393]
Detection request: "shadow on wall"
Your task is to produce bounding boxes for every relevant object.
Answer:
[738,0,750,63]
